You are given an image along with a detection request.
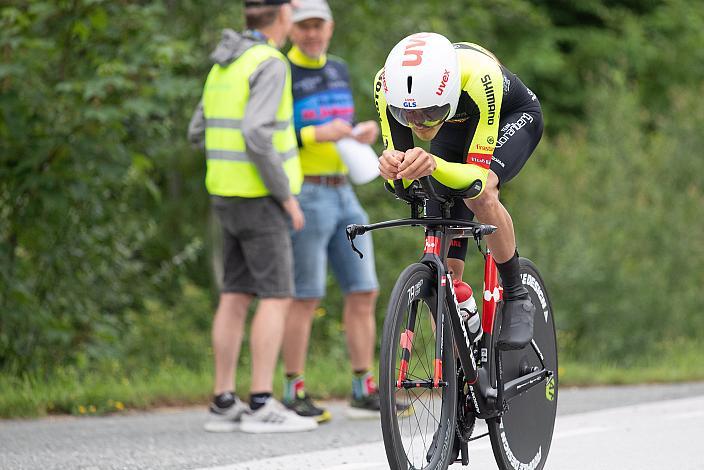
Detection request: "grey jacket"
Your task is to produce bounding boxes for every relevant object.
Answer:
[188,29,293,204]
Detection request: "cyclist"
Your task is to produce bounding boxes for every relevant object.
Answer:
[375,32,543,350]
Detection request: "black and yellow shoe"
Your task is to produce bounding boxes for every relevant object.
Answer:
[283,394,331,424]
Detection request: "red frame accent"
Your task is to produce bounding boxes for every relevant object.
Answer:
[399,330,414,350]
[397,329,414,388]
[482,253,501,334]
[424,235,441,255]
[433,359,443,388]
[397,360,409,389]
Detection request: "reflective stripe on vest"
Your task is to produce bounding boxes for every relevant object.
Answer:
[202,44,302,197]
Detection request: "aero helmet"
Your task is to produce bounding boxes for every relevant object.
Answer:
[383,32,461,128]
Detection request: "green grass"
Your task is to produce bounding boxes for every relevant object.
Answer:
[2,340,702,419]
[0,351,370,419]
[559,339,704,386]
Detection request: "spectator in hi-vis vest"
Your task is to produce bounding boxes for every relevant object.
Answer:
[188,0,317,434]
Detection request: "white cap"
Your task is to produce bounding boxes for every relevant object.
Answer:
[292,0,333,22]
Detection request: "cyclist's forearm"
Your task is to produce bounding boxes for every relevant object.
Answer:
[432,155,488,197]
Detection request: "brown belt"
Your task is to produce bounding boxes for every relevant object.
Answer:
[303,175,348,186]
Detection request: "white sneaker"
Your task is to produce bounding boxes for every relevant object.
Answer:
[240,398,318,434]
[203,396,249,432]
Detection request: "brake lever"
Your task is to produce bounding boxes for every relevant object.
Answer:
[346,224,365,259]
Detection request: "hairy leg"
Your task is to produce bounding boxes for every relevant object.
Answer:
[250,297,292,393]
[212,293,252,395]
[282,298,320,375]
[343,291,378,371]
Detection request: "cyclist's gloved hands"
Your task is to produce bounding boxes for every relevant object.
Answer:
[397,147,436,180]
[379,149,404,180]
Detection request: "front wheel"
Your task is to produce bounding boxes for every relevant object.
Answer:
[379,263,458,470]
[488,258,558,470]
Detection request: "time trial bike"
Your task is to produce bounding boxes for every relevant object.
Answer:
[346,177,558,470]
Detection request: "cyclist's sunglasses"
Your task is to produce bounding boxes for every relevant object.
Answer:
[389,104,451,129]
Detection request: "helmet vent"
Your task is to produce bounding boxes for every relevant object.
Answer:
[407,76,413,94]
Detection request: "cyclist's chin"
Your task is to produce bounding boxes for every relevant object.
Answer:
[411,124,442,141]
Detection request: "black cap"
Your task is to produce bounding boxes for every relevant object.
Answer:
[244,0,291,6]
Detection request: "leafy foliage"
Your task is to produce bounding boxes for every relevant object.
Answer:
[0,0,702,393]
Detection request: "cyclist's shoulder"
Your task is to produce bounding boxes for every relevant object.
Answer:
[455,42,502,76]
[453,42,501,64]
[453,42,503,96]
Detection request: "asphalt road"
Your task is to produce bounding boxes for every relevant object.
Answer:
[1,382,704,470]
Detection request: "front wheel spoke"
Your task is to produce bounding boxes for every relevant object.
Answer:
[398,387,440,430]
[410,396,429,455]
[410,392,440,427]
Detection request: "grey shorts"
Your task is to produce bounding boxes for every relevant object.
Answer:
[212,196,294,298]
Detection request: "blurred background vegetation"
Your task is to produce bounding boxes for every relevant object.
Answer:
[1,0,702,417]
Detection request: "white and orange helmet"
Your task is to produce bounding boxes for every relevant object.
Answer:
[383,32,461,128]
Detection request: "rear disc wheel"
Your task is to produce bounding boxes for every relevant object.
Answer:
[488,258,558,470]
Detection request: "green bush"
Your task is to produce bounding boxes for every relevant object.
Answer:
[509,77,704,362]
[1,0,703,416]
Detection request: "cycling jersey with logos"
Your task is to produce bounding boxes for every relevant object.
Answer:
[288,46,354,176]
[374,42,538,196]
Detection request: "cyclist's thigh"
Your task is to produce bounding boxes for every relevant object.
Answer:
[492,105,544,185]
[291,183,337,299]
[327,186,379,295]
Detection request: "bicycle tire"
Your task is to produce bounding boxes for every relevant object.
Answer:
[488,257,558,470]
[380,263,458,470]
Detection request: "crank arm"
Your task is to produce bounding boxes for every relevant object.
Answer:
[502,368,550,403]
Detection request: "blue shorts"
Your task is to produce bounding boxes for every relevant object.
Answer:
[291,182,379,299]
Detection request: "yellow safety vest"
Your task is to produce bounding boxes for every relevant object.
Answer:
[203,44,302,197]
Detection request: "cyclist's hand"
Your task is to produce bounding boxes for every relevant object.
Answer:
[379,149,404,180]
[397,147,436,180]
[282,196,305,231]
[352,120,379,145]
[315,119,353,142]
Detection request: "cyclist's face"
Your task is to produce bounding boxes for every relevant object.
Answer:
[290,18,333,58]
[411,122,443,141]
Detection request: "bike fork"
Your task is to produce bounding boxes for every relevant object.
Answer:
[396,303,418,387]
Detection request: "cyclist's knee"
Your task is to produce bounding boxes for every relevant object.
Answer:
[466,187,499,214]
[447,258,465,279]
[466,172,500,212]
